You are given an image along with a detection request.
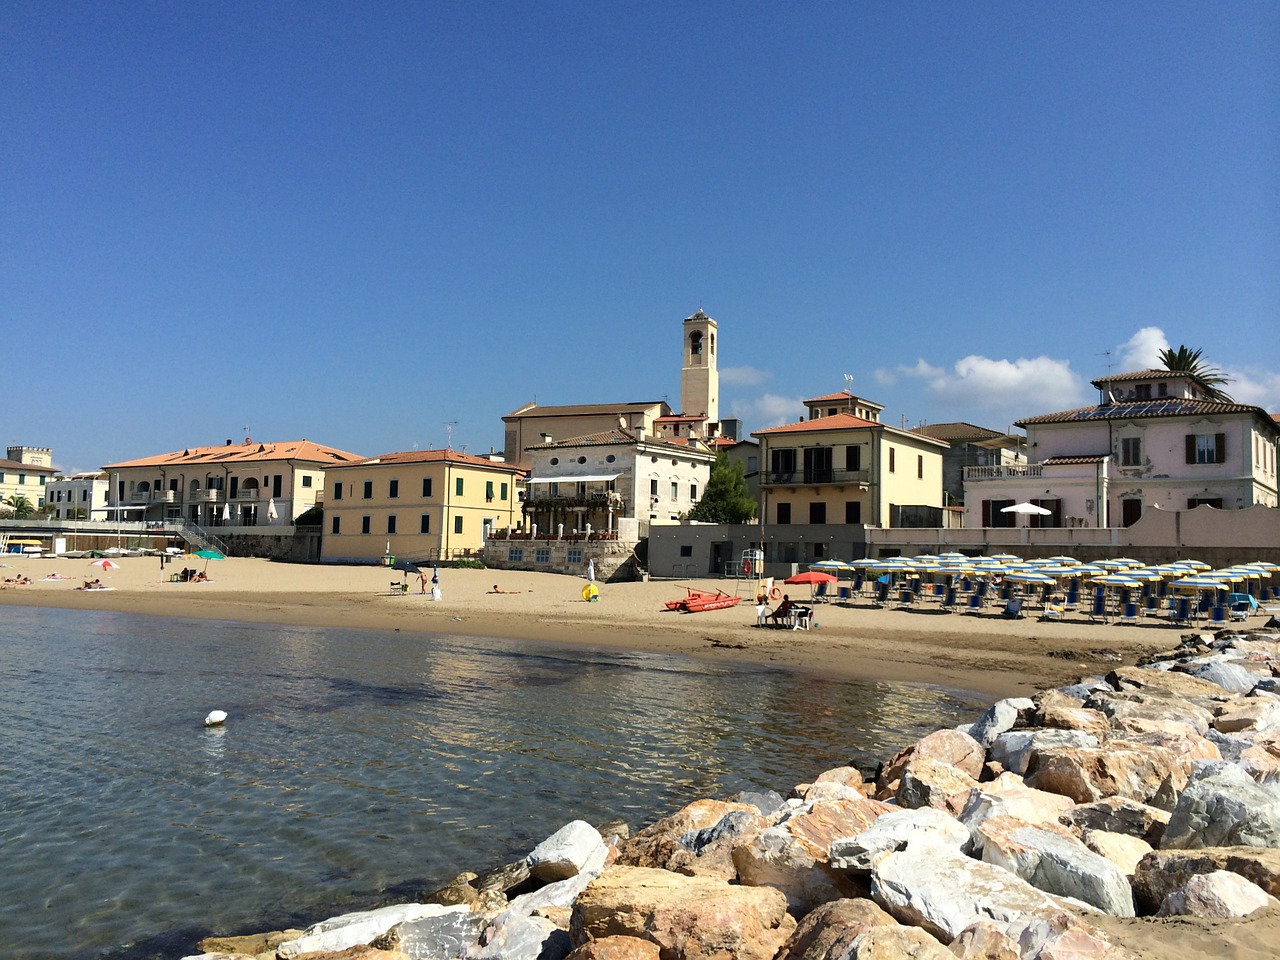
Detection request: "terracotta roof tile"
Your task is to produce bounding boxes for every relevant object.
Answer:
[1017,397,1273,428]
[335,449,523,472]
[104,440,363,470]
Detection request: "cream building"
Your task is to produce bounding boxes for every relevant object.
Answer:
[45,472,109,520]
[753,390,947,527]
[0,446,56,510]
[963,368,1280,528]
[321,449,523,563]
[103,438,361,526]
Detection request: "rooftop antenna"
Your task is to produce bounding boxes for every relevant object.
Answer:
[843,373,854,395]
[1098,350,1113,375]
[444,421,458,450]
[242,423,251,442]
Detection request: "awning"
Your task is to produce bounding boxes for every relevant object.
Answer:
[527,473,620,484]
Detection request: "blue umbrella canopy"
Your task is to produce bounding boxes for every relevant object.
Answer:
[392,557,421,574]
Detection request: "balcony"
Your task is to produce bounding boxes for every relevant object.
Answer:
[192,489,222,503]
[150,490,176,504]
[762,468,871,487]
[964,464,1044,481]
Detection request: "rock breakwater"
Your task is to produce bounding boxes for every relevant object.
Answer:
[187,628,1280,960]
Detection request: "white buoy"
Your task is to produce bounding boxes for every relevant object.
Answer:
[204,710,227,727]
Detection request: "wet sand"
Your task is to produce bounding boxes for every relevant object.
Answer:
[0,557,1200,698]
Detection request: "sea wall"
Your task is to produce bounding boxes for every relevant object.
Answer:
[186,626,1280,960]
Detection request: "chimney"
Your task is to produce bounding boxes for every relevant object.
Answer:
[636,427,646,443]
[541,433,552,444]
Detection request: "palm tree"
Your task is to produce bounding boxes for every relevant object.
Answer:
[1158,346,1234,402]
[4,494,36,519]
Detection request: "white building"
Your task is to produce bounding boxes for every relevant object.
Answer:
[45,472,109,520]
[963,368,1280,528]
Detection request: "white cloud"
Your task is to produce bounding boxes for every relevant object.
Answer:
[897,353,1087,413]
[730,393,805,429]
[1117,327,1169,370]
[1226,368,1280,412]
[720,365,771,386]
[872,368,897,387]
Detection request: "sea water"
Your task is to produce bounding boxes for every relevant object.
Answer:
[0,605,987,960]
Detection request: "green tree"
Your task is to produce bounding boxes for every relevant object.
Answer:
[685,452,757,524]
[4,495,36,519]
[1158,345,1233,402]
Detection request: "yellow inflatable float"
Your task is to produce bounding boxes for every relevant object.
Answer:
[582,583,599,602]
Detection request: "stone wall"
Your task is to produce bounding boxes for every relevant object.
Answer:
[484,537,640,581]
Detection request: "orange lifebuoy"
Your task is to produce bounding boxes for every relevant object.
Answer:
[769,587,782,600]
[742,558,754,577]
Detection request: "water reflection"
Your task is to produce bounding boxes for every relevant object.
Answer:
[0,606,986,960]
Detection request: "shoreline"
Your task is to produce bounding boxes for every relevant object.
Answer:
[0,557,1202,698]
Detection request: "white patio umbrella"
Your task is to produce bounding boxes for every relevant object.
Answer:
[1000,502,1052,516]
[266,498,278,521]
[221,502,231,522]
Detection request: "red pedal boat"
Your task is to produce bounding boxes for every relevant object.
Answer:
[664,588,744,613]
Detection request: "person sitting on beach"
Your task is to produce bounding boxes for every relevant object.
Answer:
[489,584,521,594]
[81,578,103,590]
[193,571,209,582]
[766,595,795,627]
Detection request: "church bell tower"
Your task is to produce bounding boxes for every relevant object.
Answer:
[681,309,719,429]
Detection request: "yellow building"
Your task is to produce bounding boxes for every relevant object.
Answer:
[322,449,524,563]
[102,438,361,526]
[753,390,947,527]
[0,446,56,510]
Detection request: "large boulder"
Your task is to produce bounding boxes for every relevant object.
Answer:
[1214,699,1280,735]
[956,773,1077,846]
[1185,660,1263,695]
[1034,693,1110,738]
[829,807,971,873]
[988,729,1099,778]
[968,698,1036,748]
[878,729,985,792]
[1081,829,1153,878]
[773,898,897,960]
[529,821,608,882]
[838,925,952,958]
[469,913,571,960]
[377,909,488,960]
[1024,742,1186,810]
[1156,869,1280,918]
[277,905,459,959]
[975,817,1135,916]
[1132,847,1280,913]
[731,825,860,914]
[562,937,660,960]
[1059,796,1170,846]
[617,800,759,871]
[675,810,769,880]
[894,757,978,814]
[947,922,1020,960]
[570,866,796,960]
[1085,691,1215,737]
[869,846,1070,942]
[1161,761,1280,849]
[1105,666,1233,699]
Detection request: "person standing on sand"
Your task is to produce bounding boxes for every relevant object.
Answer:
[419,570,430,594]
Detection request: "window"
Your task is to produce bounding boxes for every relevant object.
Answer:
[389,479,399,498]
[508,548,524,562]
[845,501,862,524]
[420,514,431,534]
[803,446,833,483]
[302,475,312,488]
[387,515,397,534]
[453,516,463,534]
[363,480,373,499]
[361,516,371,534]
[650,479,658,497]
[1135,384,1152,400]
[577,481,587,498]
[535,548,551,563]
[917,455,924,479]
[1187,433,1226,465]
[845,446,861,472]
[690,483,698,501]
[333,482,343,500]
[770,448,796,480]
[808,502,826,524]
[331,516,340,534]
[455,477,464,496]
[670,482,678,501]
[567,548,582,564]
[1187,497,1223,509]
[984,499,1015,528]
[418,477,431,497]
[679,544,694,558]
[485,480,494,502]
[500,482,508,501]
[1121,437,1141,466]
[889,448,896,473]
[747,456,758,473]
[273,474,282,498]
[1158,382,1168,397]
[776,502,792,524]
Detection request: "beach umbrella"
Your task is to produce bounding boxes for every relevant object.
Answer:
[1170,576,1227,590]
[1046,555,1079,564]
[587,558,595,582]
[392,557,421,575]
[1003,570,1056,585]
[938,552,969,560]
[89,559,120,569]
[1091,574,1143,587]
[221,501,231,522]
[784,570,837,585]
[266,498,279,522]
[989,554,1022,563]
[809,559,854,574]
[194,548,225,572]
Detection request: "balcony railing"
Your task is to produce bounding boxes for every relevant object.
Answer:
[762,468,872,486]
[964,464,1044,481]
[192,489,221,503]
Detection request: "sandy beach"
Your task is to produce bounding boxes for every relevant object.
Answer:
[0,556,1201,698]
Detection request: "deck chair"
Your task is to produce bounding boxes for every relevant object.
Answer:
[1143,594,1159,617]
[837,585,852,602]
[852,572,865,595]
[1001,597,1024,619]
[1229,601,1250,622]
[1119,602,1140,625]
[963,593,983,614]
[895,588,915,608]
[1087,593,1109,623]
[1064,582,1079,611]
[1210,605,1227,625]
[1040,600,1065,622]
[873,581,890,606]
[813,581,830,603]
[1171,596,1192,626]
[940,585,957,611]
[389,580,408,595]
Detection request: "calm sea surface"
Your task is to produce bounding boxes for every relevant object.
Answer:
[0,605,988,960]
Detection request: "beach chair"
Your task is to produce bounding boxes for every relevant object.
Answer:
[814,581,830,603]
[389,580,408,595]
[873,581,890,607]
[1040,600,1065,622]
[940,585,957,611]
[1120,602,1139,625]
[1229,601,1250,622]
[1210,605,1227,625]
[1143,594,1159,617]
[852,572,865,595]
[1171,596,1192,626]
[963,593,983,614]
[895,587,915,609]
[1063,582,1079,611]
[1001,597,1024,619]
[1087,593,1108,623]
[837,585,852,602]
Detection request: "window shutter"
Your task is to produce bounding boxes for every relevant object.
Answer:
[981,500,991,527]
[1215,433,1225,463]
[1185,435,1196,464]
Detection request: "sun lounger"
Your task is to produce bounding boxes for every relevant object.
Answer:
[1119,602,1140,625]
[1040,601,1065,622]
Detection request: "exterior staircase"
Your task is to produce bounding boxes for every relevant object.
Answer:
[165,519,229,556]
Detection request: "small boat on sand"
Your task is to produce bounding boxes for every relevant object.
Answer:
[664,588,743,613]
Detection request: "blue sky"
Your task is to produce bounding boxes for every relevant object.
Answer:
[4,2,1277,474]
